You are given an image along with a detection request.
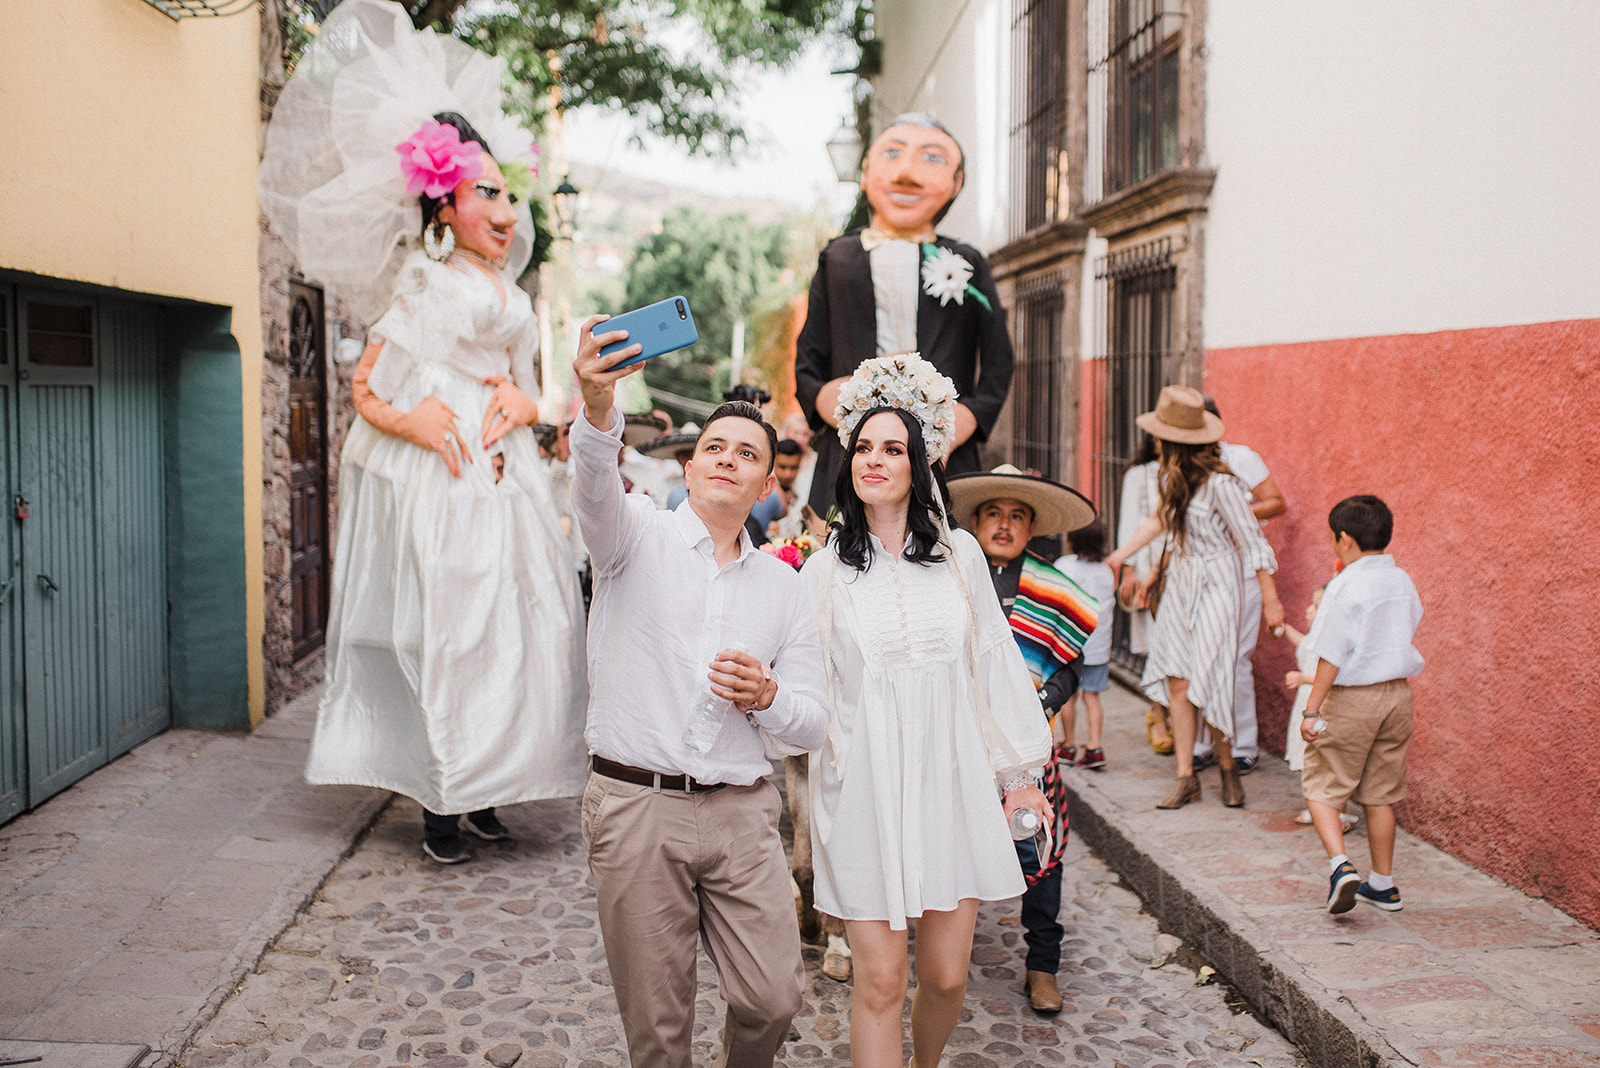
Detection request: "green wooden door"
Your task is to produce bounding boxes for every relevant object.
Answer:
[0,291,22,822]
[1,284,170,814]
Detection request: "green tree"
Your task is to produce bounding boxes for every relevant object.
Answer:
[623,206,791,424]
[285,0,860,158]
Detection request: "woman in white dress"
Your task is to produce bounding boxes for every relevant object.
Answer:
[259,2,588,863]
[802,354,1053,1068]
[1107,386,1283,810]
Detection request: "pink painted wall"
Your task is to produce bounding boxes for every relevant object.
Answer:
[1204,318,1600,929]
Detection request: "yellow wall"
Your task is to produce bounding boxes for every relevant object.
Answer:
[0,0,266,722]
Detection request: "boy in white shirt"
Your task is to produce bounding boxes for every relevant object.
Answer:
[1299,496,1425,914]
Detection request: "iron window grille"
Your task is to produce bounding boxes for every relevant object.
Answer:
[142,0,258,17]
[1008,0,1070,238]
[1086,0,1182,204]
[1091,238,1174,672]
[1009,273,1068,481]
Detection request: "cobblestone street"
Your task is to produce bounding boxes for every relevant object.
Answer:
[183,792,1308,1068]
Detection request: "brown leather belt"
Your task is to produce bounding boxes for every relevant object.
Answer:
[591,755,727,793]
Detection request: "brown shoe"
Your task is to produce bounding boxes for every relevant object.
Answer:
[1025,969,1063,1014]
[1156,774,1201,809]
[1220,764,1245,807]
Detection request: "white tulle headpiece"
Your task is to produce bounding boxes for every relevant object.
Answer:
[258,0,540,319]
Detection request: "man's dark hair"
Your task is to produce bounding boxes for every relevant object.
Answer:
[420,111,491,234]
[831,406,947,572]
[1202,393,1221,418]
[700,400,778,473]
[775,439,803,458]
[1328,495,1393,552]
[1067,522,1107,563]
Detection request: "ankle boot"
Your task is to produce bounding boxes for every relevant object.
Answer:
[1156,774,1201,809]
[1220,764,1245,807]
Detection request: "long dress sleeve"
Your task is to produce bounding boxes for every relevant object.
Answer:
[1215,474,1277,574]
[956,534,1055,780]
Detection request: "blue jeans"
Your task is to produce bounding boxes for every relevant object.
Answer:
[1015,836,1063,973]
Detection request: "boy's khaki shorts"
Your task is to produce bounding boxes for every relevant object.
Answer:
[1301,679,1413,809]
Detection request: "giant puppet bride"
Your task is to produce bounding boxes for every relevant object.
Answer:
[259,0,587,861]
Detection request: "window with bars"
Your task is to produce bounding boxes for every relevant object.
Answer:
[1008,0,1069,237]
[1009,273,1067,480]
[1091,239,1175,671]
[1088,0,1182,201]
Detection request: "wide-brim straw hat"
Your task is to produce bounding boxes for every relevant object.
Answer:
[946,464,1097,538]
[1135,385,1224,444]
[637,424,702,459]
[622,412,670,448]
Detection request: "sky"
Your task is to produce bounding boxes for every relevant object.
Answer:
[564,40,860,219]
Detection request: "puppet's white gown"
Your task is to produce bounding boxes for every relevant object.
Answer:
[306,251,589,812]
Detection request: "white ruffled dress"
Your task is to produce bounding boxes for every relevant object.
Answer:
[802,529,1053,930]
[306,251,589,813]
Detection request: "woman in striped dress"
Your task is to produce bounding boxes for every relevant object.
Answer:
[1107,387,1284,809]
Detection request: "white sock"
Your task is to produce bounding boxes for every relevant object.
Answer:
[1368,872,1394,892]
[1329,854,1349,873]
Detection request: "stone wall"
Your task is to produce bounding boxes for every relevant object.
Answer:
[258,0,360,714]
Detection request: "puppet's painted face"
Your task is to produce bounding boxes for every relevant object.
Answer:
[439,152,516,261]
[861,123,964,237]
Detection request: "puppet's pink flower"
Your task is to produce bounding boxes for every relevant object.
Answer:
[396,120,484,199]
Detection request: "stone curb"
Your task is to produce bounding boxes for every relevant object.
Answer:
[148,790,393,1068]
[1060,775,1410,1067]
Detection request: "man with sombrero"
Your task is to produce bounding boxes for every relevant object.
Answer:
[947,464,1098,1015]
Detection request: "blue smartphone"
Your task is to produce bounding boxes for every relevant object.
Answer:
[599,296,698,368]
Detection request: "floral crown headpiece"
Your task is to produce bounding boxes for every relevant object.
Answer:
[396,119,542,202]
[833,352,959,463]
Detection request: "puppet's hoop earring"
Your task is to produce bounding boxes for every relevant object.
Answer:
[423,221,456,262]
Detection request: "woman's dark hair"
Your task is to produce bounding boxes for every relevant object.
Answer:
[1067,522,1107,563]
[831,406,947,572]
[420,111,492,234]
[1155,439,1231,551]
[1128,433,1158,468]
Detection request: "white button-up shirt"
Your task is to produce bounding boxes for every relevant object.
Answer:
[571,409,829,784]
[1302,554,1425,686]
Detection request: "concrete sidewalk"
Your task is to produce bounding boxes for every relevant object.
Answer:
[0,691,388,1068]
[1067,684,1600,1067]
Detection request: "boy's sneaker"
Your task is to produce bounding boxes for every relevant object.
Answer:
[463,812,512,841]
[423,836,472,864]
[1327,861,1361,913]
[1077,747,1106,770]
[1356,882,1403,912]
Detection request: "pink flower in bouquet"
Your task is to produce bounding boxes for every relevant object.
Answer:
[396,120,484,199]
[775,543,804,569]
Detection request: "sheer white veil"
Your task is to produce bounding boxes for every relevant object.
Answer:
[259,0,538,319]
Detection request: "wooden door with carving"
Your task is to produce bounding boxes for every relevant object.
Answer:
[288,282,330,660]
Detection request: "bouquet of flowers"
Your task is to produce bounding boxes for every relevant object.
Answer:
[760,533,821,570]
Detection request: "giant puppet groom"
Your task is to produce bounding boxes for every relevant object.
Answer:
[794,114,1014,513]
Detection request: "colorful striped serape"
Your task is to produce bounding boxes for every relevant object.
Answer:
[1010,554,1099,689]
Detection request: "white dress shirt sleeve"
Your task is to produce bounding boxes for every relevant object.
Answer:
[749,594,830,753]
[570,408,646,575]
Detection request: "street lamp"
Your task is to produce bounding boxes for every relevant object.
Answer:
[826,121,864,183]
[552,177,580,240]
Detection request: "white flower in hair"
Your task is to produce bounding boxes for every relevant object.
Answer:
[834,353,959,463]
[921,246,975,306]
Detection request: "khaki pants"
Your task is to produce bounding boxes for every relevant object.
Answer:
[581,771,803,1068]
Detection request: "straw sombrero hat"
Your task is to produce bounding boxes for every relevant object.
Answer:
[622,411,670,448]
[1135,385,1224,444]
[946,465,1097,537]
[637,424,701,459]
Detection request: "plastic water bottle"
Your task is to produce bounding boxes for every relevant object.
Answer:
[1008,806,1042,841]
[1309,717,1328,737]
[682,641,751,754]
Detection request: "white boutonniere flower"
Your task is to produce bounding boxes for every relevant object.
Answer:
[921,246,974,306]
